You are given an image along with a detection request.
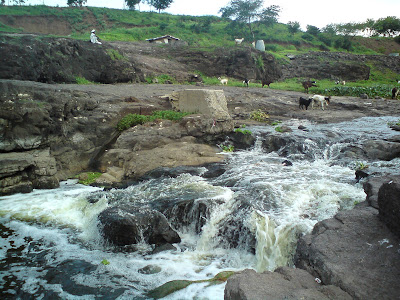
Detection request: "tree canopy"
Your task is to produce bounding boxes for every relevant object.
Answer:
[219,0,280,40]
[125,0,141,10]
[67,0,86,7]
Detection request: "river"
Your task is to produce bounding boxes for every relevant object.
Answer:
[1,116,399,299]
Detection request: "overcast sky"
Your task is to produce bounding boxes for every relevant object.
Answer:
[19,0,400,30]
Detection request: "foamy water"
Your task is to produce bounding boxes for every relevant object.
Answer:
[1,116,399,299]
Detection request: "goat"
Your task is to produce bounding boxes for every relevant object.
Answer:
[335,80,346,85]
[392,87,399,99]
[311,95,331,110]
[262,79,273,88]
[235,38,244,45]
[302,80,317,93]
[243,78,250,87]
[218,77,228,85]
[299,96,312,110]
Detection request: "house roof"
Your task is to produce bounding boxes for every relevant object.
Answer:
[146,35,180,41]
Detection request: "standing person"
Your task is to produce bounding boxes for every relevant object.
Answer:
[90,29,102,44]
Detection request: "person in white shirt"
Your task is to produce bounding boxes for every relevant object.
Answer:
[90,29,102,44]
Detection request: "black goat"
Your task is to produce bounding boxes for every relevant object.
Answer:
[299,96,312,110]
[243,78,250,87]
[392,87,399,99]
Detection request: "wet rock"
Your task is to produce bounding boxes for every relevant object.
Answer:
[378,178,400,237]
[295,206,400,299]
[138,265,162,275]
[363,175,394,208]
[152,243,177,254]
[355,169,369,182]
[362,139,400,160]
[224,267,352,300]
[98,206,181,247]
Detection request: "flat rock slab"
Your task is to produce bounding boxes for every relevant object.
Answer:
[295,206,400,300]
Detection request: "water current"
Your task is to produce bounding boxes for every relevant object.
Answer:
[1,116,400,299]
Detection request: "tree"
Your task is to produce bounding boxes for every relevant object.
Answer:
[150,0,173,13]
[125,0,141,10]
[372,16,400,37]
[306,25,320,36]
[67,0,87,7]
[219,0,280,41]
[287,21,300,35]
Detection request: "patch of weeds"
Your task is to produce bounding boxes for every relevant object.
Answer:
[220,144,234,152]
[75,76,95,84]
[270,120,282,126]
[116,110,192,131]
[354,161,369,171]
[275,126,283,133]
[101,259,110,265]
[249,109,269,122]
[106,48,126,61]
[234,128,252,135]
[76,172,102,185]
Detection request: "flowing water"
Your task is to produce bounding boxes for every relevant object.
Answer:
[1,116,400,299]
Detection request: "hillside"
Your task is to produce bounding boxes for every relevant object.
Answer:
[1,5,400,55]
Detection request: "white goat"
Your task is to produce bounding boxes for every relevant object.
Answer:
[335,80,346,85]
[235,38,244,45]
[218,77,228,85]
[311,95,331,110]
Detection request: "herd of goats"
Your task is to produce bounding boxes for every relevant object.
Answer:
[216,76,400,111]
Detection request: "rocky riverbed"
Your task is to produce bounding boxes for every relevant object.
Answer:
[1,78,400,299]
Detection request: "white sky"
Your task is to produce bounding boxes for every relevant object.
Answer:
[18,0,400,30]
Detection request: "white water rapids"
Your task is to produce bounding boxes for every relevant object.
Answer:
[1,116,399,299]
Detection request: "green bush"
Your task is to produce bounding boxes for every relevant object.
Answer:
[116,110,191,131]
[249,109,269,122]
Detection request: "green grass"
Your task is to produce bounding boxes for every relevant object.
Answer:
[116,110,192,131]
[75,76,95,84]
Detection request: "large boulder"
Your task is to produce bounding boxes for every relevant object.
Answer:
[169,89,234,134]
[98,206,181,246]
[0,148,59,195]
[295,206,400,299]
[378,178,400,237]
[224,267,351,300]
[0,35,144,84]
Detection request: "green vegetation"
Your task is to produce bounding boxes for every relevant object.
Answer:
[106,48,126,61]
[116,110,192,131]
[354,161,369,171]
[234,125,252,135]
[76,172,102,185]
[249,109,269,122]
[274,126,283,132]
[101,259,110,265]
[75,76,95,84]
[221,144,235,152]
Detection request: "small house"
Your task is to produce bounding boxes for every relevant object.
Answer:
[146,35,180,44]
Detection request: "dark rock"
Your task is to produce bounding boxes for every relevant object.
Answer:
[152,243,177,254]
[224,267,352,300]
[98,206,181,246]
[362,139,400,160]
[355,169,369,182]
[138,265,162,275]
[295,206,400,299]
[363,175,396,208]
[282,159,293,166]
[0,35,143,84]
[378,179,400,237]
